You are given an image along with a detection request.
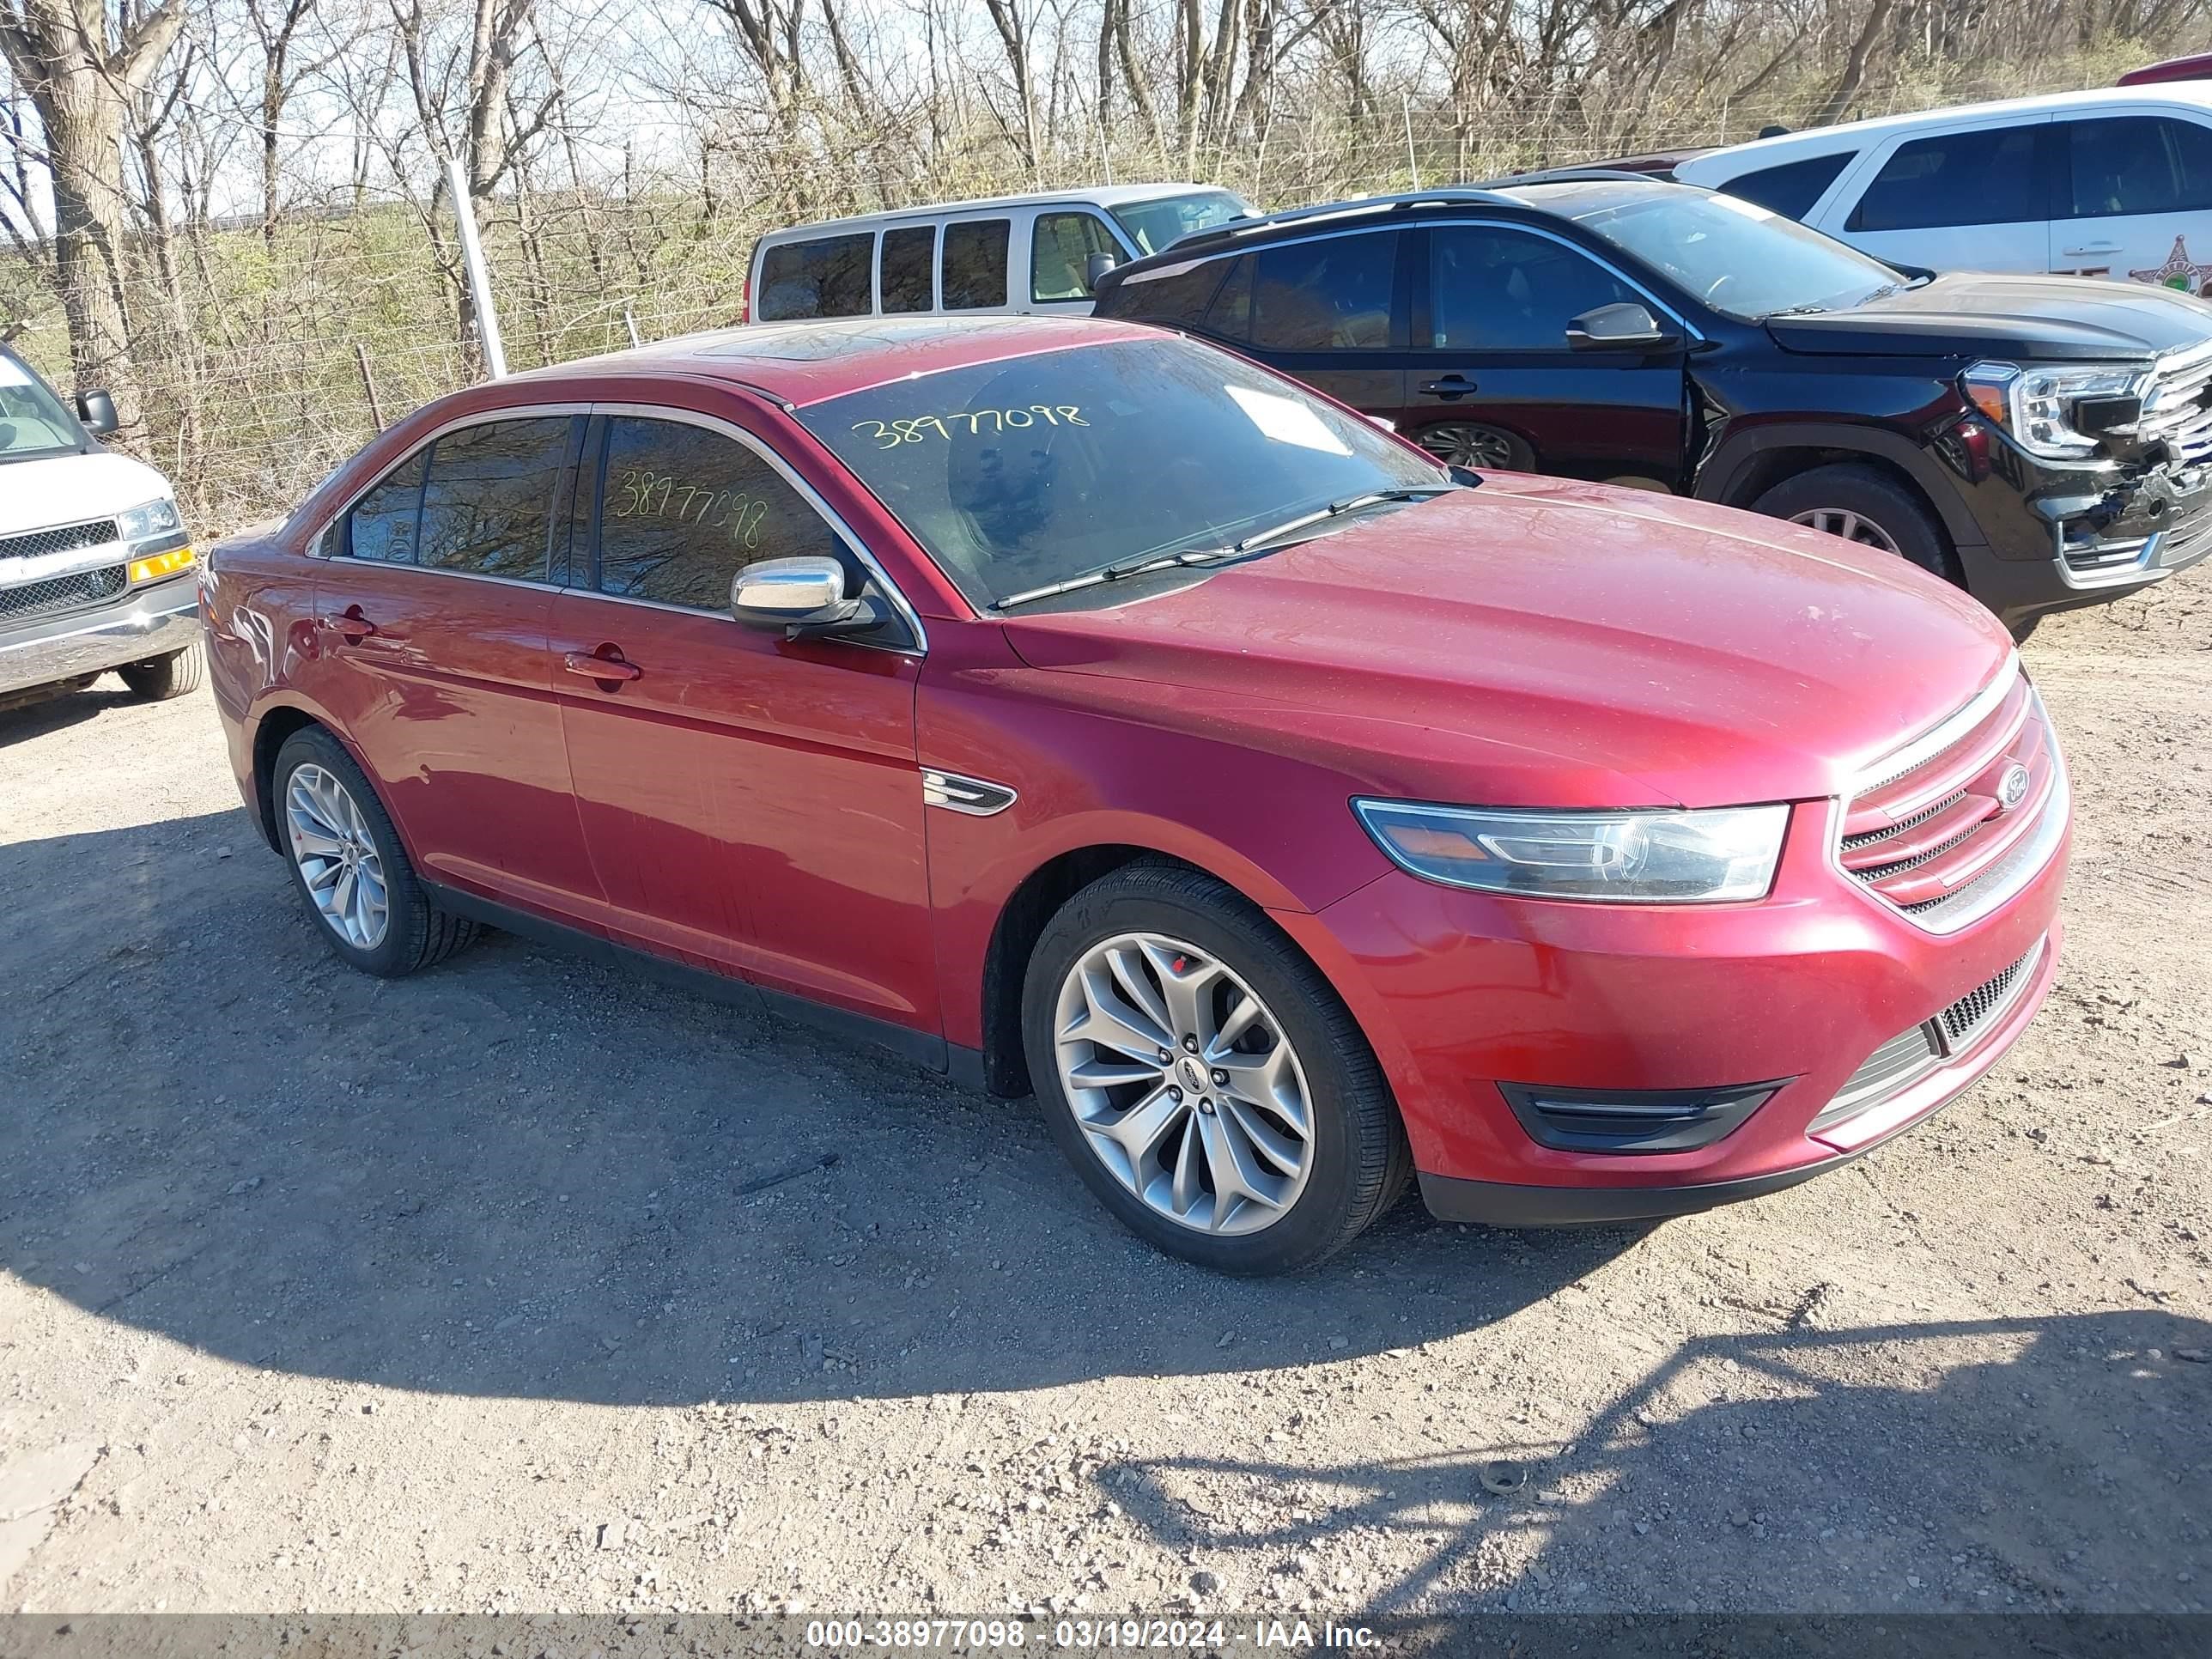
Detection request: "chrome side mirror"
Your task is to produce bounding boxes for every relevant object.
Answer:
[1565,301,1676,352]
[731,555,877,638]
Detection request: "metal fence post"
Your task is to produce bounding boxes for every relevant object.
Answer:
[447,155,508,380]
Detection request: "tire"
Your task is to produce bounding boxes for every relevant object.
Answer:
[1414,421,1535,473]
[2008,614,2040,645]
[1022,861,1412,1273]
[1752,463,1959,584]
[118,641,205,701]
[270,726,479,977]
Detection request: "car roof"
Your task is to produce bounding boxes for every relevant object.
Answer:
[753,183,1241,241]
[502,314,1165,407]
[1680,82,2212,176]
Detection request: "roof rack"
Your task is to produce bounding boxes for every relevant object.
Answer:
[1472,166,1684,187]
[1163,187,1525,255]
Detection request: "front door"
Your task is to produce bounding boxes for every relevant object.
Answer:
[1404,223,1688,488]
[2050,112,2212,292]
[1826,118,2054,276]
[550,410,939,1033]
[310,412,605,921]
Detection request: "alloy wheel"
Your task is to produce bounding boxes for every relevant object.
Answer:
[1418,422,1518,470]
[1052,932,1314,1235]
[284,763,390,950]
[1789,506,1903,555]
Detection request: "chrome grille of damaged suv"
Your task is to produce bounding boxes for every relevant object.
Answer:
[2130,338,2212,465]
[1835,667,2066,935]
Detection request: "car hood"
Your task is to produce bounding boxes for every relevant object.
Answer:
[0,450,174,538]
[1764,270,2212,362]
[998,477,2015,811]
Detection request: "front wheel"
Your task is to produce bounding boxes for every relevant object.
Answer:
[1022,862,1410,1273]
[118,641,204,701]
[1752,463,1959,584]
[1415,422,1534,473]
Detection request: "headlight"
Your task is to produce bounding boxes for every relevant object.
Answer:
[1352,799,1790,903]
[1962,361,2147,460]
[117,497,182,542]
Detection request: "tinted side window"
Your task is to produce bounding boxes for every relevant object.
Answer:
[1428,228,1640,351]
[597,418,835,611]
[881,226,935,313]
[941,219,1011,310]
[1094,256,1230,327]
[345,449,426,563]
[1250,233,1398,349]
[1031,212,1119,301]
[2064,116,2212,216]
[416,418,572,580]
[1204,255,1255,338]
[1849,125,2044,231]
[1716,152,1853,221]
[757,234,875,321]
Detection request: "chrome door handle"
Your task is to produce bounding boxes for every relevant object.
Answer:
[562,649,642,684]
[318,608,380,643]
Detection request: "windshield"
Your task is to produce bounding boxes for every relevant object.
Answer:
[1569,191,1905,321]
[1109,191,1254,256]
[796,336,1445,609]
[0,349,82,461]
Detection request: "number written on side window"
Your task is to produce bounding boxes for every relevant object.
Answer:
[595,418,834,611]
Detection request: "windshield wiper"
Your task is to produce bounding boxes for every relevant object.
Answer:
[990,485,1454,611]
[1760,302,1830,318]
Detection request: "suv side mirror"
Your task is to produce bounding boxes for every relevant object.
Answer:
[731,555,881,639]
[1565,302,1677,352]
[76,389,118,434]
[1085,251,1119,290]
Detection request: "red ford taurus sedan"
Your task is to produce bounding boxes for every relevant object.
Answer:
[203,316,2067,1272]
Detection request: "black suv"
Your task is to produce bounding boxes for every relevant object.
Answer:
[1091,174,2212,635]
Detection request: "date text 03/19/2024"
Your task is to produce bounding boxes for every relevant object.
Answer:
[802,1618,1382,1650]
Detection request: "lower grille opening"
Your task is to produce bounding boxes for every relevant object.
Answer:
[1500,1079,1781,1156]
[0,565,128,624]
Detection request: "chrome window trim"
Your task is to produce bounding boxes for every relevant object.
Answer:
[585,401,929,654]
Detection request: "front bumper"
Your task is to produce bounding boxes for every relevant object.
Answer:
[0,573,199,696]
[1940,421,2212,624]
[1272,788,2068,1224]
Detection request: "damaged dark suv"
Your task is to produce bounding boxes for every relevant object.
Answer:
[1091,173,2212,636]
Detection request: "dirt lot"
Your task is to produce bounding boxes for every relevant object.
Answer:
[1,581,2209,1626]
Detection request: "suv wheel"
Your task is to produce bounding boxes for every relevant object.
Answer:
[1023,862,1411,1273]
[1753,464,1959,583]
[118,641,205,701]
[272,726,479,977]
[1416,422,1534,472]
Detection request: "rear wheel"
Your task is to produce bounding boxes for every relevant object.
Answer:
[118,641,204,701]
[1022,862,1410,1273]
[271,726,478,977]
[1753,464,1959,584]
[1415,422,1534,473]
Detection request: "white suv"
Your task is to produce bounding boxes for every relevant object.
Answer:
[0,344,200,712]
[1675,84,2212,295]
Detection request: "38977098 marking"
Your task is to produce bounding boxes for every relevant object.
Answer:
[801,1617,1235,1649]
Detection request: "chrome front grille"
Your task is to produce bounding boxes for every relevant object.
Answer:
[1813,936,2046,1134]
[2136,341,2212,465]
[0,564,127,624]
[0,518,118,563]
[1837,669,2066,934]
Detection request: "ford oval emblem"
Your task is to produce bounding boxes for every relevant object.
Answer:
[1998,763,2030,811]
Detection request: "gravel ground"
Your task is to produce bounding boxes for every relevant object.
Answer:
[1,582,2208,1625]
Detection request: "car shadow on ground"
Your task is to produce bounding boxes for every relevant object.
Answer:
[1102,1309,2212,1617]
[2,809,1642,1407]
[0,683,134,744]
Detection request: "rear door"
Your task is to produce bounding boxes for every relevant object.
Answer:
[1403,222,1689,487]
[1826,117,2055,273]
[310,412,605,921]
[1201,229,1408,420]
[939,217,1015,317]
[549,407,939,1031]
[2050,112,2212,290]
